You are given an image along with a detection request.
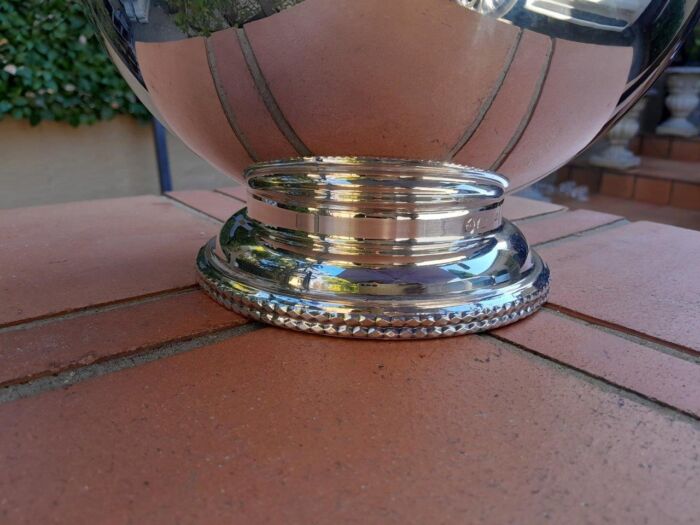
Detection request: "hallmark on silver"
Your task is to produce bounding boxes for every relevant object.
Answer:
[464,216,482,234]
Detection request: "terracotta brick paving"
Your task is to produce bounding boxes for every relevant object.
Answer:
[0,196,218,327]
[0,193,698,524]
[166,190,245,222]
[558,193,700,231]
[516,208,623,246]
[540,221,700,353]
[1,329,698,524]
[0,291,246,388]
[495,310,700,418]
[501,194,565,219]
[216,185,247,202]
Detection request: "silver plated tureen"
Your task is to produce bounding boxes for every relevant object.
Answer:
[84,0,699,338]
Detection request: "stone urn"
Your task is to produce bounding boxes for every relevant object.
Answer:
[590,97,648,169]
[656,66,700,138]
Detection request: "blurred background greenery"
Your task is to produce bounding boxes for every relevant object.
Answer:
[0,0,232,209]
[0,0,149,126]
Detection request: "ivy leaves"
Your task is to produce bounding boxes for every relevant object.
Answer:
[0,0,149,126]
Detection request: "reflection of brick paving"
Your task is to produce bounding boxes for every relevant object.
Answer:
[0,192,698,523]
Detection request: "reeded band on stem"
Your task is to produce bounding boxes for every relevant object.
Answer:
[245,157,505,239]
[197,157,549,339]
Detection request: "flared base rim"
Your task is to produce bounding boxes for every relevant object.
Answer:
[197,157,549,339]
[196,238,549,340]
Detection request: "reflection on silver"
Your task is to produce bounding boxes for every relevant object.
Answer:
[83,0,698,337]
[197,158,549,338]
[523,0,653,31]
[85,0,700,186]
[456,0,516,17]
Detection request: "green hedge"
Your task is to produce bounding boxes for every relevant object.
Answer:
[0,0,149,126]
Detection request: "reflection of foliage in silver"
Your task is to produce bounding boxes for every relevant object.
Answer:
[165,0,304,36]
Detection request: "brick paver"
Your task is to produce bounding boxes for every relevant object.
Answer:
[1,329,698,524]
[0,291,246,388]
[166,190,245,222]
[540,221,700,352]
[501,195,564,220]
[0,196,218,327]
[0,194,697,524]
[216,185,246,202]
[495,309,700,417]
[517,209,623,246]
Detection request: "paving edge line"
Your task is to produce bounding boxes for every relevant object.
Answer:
[0,287,202,335]
[0,323,265,405]
[531,218,629,249]
[542,305,700,364]
[163,193,226,224]
[482,334,700,424]
[213,187,247,203]
[0,286,200,333]
[510,207,569,223]
[2,318,696,427]
[544,304,700,361]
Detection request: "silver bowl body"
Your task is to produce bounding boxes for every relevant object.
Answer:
[85,0,698,190]
[83,0,699,338]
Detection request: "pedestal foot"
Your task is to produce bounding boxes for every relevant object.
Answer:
[196,158,549,339]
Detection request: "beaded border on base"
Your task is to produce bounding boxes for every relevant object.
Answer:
[196,265,549,339]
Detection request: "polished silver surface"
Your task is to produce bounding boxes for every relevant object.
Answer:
[84,0,699,189]
[245,157,506,240]
[196,158,549,338]
[84,0,697,337]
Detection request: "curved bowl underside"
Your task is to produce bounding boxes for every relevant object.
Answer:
[85,0,699,190]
